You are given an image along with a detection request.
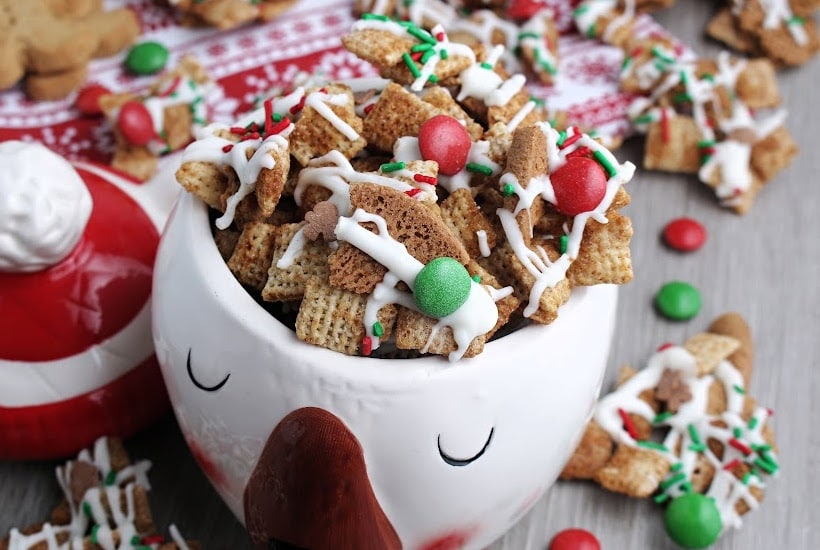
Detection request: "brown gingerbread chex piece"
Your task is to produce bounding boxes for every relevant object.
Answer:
[328,182,469,294]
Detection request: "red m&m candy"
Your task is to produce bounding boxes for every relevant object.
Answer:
[117,100,156,146]
[506,0,546,20]
[550,156,608,216]
[75,84,112,116]
[662,217,707,252]
[418,115,472,176]
[548,528,601,550]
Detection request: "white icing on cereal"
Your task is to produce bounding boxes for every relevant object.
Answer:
[593,344,778,531]
[0,141,92,273]
[495,123,634,317]
[476,229,491,257]
[179,123,291,230]
[7,437,153,550]
[335,209,499,361]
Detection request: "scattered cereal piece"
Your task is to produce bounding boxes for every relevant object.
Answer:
[0,436,199,549]
[662,217,707,252]
[548,528,601,550]
[663,492,722,549]
[418,115,472,176]
[126,41,170,75]
[75,83,112,116]
[562,314,778,547]
[655,281,701,320]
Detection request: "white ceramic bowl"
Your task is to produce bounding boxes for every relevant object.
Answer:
[152,190,618,550]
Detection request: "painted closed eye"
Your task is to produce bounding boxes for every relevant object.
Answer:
[186,348,230,392]
[437,427,494,467]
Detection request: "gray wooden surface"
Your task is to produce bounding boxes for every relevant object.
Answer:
[2,4,818,549]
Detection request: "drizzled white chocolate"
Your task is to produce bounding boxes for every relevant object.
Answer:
[595,345,777,531]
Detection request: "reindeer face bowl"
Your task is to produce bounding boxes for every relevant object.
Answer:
[152,190,618,550]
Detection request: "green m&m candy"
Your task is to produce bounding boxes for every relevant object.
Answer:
[664,492,722,548]
[413,257,471,318]
[655,281,701,321]
[125,41,169,75]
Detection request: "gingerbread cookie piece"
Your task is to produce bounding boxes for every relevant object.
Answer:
[169,0,297,29]
[561,313,779,548]
[1,437,199,549]
[101,56,216,181]
[0,1,139,100]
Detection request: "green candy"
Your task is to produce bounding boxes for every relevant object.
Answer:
[125,42,169,75]
[664,493,722,548]
[413,257,471,318]
[655,281,701,321]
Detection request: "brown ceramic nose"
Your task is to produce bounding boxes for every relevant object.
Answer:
[243,407,402,550]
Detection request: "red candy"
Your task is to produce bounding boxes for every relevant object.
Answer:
[117,100,156,146]
[75,84,112,116]
[662,217,707,252]
[550,156,608,216]
[418,115,472,176]
[506,0,546,19]
[548,528,601,550]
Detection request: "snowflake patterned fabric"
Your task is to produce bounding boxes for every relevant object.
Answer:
[0,0,686,165]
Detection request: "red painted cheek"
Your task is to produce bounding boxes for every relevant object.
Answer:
[0,166,158,361]
[187,439,230,492]
[419,529,475,550]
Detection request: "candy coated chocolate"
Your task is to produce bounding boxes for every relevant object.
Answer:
[117,101,156,146]
[550,156,608,216]
[75,84,112,116]
[418,115,472,176]
[548,528,601,550]
[413,257,471,318]
[663,217,707,252]
[664,493,722,548]
[655,281,701,321]
[125,41,169,75]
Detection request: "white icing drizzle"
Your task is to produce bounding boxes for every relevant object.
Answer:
[180,123,291,230]
[278,151,432,269]
[495,122,634,318]
[732,0,809,44]
[7,437,155,550]
[235,86,361,144]
[293,150,420,214]
[393,136,500,194]
[143,76,213,155]
[335,209,499,361]
[624,47,787,202]
[169,524,191,550]
[352,18,475,91]
[476,229,491,257]
[399,0,458,27]
[594,345,778,531]
[573,0,618,38]
[518,9,559,77]
[457,45,525,107]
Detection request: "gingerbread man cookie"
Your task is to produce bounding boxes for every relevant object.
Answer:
[0,0,140,100]
[167,0,297,30]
